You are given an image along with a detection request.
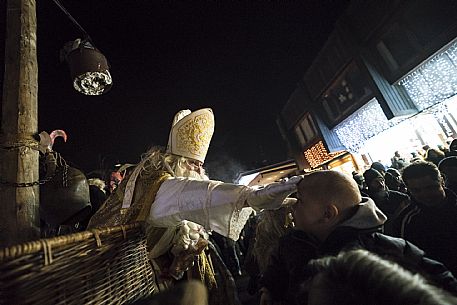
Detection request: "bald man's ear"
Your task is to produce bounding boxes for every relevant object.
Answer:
[321,204,339,224]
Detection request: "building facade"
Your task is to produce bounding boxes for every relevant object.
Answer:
[278,0,457,174]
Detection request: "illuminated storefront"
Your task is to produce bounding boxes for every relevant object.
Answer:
[333,39,457,168]
[235,160,298,186]
[361,98,457,166]
[327,153,358,176]
[303,140,352,172]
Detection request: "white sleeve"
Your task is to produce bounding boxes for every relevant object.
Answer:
[147,177,254,241]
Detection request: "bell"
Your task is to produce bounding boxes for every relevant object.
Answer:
[62,38,113,95]
[40,153,92,226]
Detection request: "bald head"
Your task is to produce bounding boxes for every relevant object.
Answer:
[293,171,362,241]
[298,171,362,211]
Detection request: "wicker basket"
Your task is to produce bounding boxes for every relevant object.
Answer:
[0,223,156,305]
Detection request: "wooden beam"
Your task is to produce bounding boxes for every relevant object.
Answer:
[0,0,39,247]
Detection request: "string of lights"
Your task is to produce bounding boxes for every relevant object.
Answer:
[304,140,345,168]
[333,39,457,154]
[333,98,395,153]
[399,40,457,111]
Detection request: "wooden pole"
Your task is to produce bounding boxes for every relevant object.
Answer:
[0,0,39,247]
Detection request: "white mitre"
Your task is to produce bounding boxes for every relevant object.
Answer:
[166,108,215,163]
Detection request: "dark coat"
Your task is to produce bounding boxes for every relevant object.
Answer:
[395,188,457,277]
[260,229,316,305]
[368,189,409,235]
[261,225,457,305]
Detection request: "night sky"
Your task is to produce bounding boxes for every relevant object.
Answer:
[0,1,349,181]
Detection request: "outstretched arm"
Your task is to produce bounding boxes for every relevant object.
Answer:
[148,177,301,240]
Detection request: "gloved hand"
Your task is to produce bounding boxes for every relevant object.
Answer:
[246,175,303,210]
[168,220,209,280]
[168,238,208,280]
[171,220,208,256]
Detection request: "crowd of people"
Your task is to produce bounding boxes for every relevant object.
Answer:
[37,108,457,305]
[250,142,457,305]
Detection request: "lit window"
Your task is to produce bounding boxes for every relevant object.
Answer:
[399,40,457,111]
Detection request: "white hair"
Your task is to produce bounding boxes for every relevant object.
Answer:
[139,146,208,180]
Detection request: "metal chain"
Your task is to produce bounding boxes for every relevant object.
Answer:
[62,164,69,187]
[0,172,57,187]
[0,151,69,188]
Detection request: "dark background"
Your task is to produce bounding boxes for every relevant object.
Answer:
[0,1,349,181]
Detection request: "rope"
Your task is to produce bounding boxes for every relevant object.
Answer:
[197,252,217,289]
[121,225,127,239]
[91,229,102,248]
[39,239,53,266]
[0,140,39,151]
[52,0,93,43]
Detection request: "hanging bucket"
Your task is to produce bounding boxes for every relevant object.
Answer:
[64,39,113,95]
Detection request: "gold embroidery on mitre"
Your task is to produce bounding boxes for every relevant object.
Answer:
[176,113,214,159]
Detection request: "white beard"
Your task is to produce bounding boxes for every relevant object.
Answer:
[174,166,209,181]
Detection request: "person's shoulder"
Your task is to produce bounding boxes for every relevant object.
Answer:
[445,188,457,204]
[281,229,306,240]
[279,229,316,246]
[397,200,418,216]
[371,232,407,248]
[439,190,457,216]
[361,232,425,260]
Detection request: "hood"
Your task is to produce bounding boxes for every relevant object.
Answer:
[339,197,387,230]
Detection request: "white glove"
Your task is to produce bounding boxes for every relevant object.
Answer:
[246,175,303,210]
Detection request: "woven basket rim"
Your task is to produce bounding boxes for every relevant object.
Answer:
[0,222,143,262]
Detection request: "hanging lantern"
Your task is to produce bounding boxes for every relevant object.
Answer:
[61,38,113,95]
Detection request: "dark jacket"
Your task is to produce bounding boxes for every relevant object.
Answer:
[367,189,409,235]
[370,190,409,216]
[260,229,317,304]
[395,188,457,277]
[261,198,457,304]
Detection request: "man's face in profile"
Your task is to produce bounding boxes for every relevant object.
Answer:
[292,179,323,234]
[406,175,445,207]
[368,177,386,193]
[175,158,209,180]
